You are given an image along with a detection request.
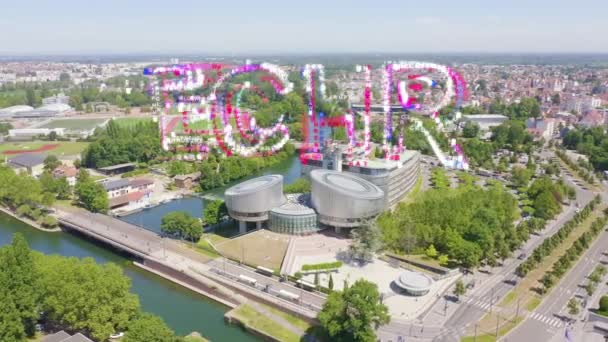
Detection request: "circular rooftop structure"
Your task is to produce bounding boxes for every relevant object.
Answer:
[310,169,385,228]
[394,270,433,296]
[225,175,286,222]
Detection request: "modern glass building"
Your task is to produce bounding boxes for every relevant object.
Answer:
[268,194,319,235]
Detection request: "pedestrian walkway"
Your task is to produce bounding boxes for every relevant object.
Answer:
[529,312,565,328]
[463,296,494,312]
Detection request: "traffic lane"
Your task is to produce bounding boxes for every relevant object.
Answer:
[538,230,608,316]
[504,314,563,342]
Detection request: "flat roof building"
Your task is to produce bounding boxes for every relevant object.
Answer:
[225,175,286,233]
[310,169,385,231]
[461,114,508,131]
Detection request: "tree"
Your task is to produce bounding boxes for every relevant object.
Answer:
[161,211,202,241]
[349,220,383,263]
[453,279,466,301]
[0,234,40,340]
[600,296,608,314]
[75,170,108,213]
[38,256,140,341]
[328,274,334,291]
[318,279,390,342]
[462,121,480,138]
[425,244,438,258]
[567,298,579,317]
[283,178,311,193]
[123,313,177,342]
[203,200,227,226]
[511,167,532,188]
[43,155,61,172]
[438,254,449,266]
[59,72,71,83]
[0,121,13,134]
[25,88,39,107]
[168,161,189,177]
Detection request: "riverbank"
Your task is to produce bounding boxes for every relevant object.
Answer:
[135,260,242,310]
[0,206,61,232]
[225,302,311,342]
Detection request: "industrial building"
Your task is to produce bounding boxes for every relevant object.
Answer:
[225,170,386,234]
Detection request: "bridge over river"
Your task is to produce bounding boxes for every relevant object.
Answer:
[56,209,324,319]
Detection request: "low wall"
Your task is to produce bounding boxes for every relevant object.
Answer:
[140,259,240,308]
[225,306,279,342]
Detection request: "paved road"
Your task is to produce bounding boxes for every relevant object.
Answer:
[505,186,608,341]
[432,150,597,341]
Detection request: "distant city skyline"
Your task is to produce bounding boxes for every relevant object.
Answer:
[1,0,607,54]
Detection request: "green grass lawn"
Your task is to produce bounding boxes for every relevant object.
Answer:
[114,117,154,128]
[0,141,89,156]
[40,118,107,130]
[230,304,302,342]
[172,119,211,133]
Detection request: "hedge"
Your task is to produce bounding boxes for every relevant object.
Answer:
[302,261,343,272]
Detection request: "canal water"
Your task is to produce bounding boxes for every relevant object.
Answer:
[121,153,302,234]
[0,214,258,342]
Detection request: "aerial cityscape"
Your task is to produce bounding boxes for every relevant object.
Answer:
[1,1,608,342]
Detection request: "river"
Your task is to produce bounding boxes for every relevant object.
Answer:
[121,153,302,234]
[0,154,305,341]
[0,151,306,341]
[0,214,258,341]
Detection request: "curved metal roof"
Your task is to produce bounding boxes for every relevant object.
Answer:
[310,169,383,200]
[225,174,283,196]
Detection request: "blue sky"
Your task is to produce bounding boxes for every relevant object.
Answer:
[1,0,607,54]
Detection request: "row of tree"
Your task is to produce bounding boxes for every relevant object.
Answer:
[540,209,608,293]
[0,234,184,342]
[555,149,597,184]
[516,195,600,277]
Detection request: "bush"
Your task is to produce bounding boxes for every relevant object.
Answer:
[41,215,58,228]
[599,296,608,312]
[302,261,343,272]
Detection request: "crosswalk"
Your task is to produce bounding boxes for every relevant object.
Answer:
[529,312,565,328]
[461,297,565,329]
[463,297,493,311]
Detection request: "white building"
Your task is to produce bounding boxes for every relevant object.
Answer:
[8,128,65,138]
[42,93,70,106]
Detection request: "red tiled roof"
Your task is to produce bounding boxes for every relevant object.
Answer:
[109,189,152,207]
[129,178,154,187]
[53,165,78,178]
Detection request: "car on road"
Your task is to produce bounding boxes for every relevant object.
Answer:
[518,253,527,260]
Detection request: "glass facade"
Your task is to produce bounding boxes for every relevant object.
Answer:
[268,212,319,235]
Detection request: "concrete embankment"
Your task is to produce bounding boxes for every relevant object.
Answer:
[135,259,242,309]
